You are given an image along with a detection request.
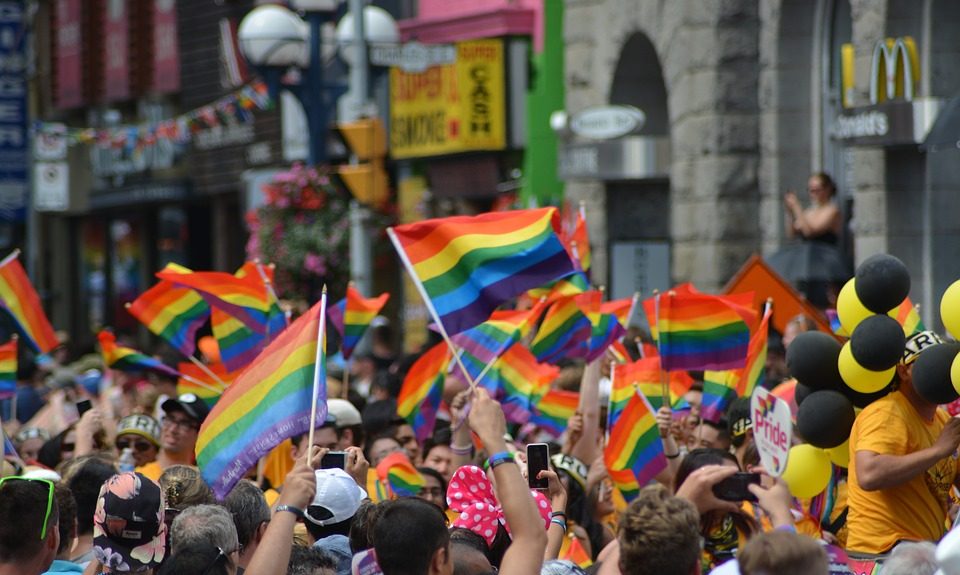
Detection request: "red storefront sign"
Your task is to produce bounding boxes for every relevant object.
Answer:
[104,0,129,101]
[153,0,179,93]
[54,0,82,109]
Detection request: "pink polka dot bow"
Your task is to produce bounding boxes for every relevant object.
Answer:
[446,465,552,545]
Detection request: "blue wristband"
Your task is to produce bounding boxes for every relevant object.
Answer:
[485,451,515,470]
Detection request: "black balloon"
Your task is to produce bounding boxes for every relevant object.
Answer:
[795,381,813,407]
[843,381,893,408]
[850,315,906,371]
[797,390,856,449]
[786,332,844,391]
[854,254,911,313]
[912,342,960,405]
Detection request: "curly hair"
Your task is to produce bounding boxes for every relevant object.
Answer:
[618,484,700,575]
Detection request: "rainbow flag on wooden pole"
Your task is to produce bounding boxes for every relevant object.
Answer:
[656,290,752,372]
[603,390,666,499]
[98,330,180,378]
[0,338,16,400]
[126,264,210,358]
[0,250,58,354]
[397,342,450,442]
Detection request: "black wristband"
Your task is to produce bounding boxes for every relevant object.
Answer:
[274,504,305,519]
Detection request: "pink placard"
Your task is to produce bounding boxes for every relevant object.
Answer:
[55,0,83,109]
[104,0,129,101]
[153,0,180,93]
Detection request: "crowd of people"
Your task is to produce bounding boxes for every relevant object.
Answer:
[3,312,960,575]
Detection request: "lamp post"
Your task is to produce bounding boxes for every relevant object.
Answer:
[238,2,342,166]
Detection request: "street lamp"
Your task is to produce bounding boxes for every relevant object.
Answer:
[238,3,343,165]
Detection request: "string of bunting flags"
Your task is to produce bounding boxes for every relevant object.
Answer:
[32,81,272,151]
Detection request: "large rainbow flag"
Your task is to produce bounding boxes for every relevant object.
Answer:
[127,266,210,357]
[327,285,390,360]
[701,306,772,423]
[603,390,666,497]
[387,208,576,336]
[397,342,450,442]
[531,389,579,438]
[0,339,16,399]
[97,330,180,378]
[656,291,752,371]
[196,298,327,499]
[157,268,275,335]
[0,253,58,353]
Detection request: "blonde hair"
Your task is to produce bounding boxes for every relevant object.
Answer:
[618,484,700,575]
[159,465,215,510]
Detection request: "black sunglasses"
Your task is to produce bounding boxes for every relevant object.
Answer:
[117,439,154,452]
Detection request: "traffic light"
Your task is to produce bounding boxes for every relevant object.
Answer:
[335,118,389,207]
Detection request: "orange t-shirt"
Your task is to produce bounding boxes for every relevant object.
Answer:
[846,390,957,553]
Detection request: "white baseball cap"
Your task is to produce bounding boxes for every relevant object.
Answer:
[937,525,960,575]
[304,468,368,526]
[327,398,363,428]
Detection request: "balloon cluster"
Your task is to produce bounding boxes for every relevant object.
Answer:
[781,254,914,498]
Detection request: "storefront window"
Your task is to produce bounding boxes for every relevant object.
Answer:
[81,220,107,330]
[110,217,142,332]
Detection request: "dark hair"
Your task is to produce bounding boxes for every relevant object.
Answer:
[288,545,337,575]
[305,514,354,542]
[726,397,753,448]
[811,172,836,197]
[556,465,605,561]
[349,500,383,553]
[55,483,77,555]
[66,456,117,536]
[0,478,60,562]
[290,418,340,450]
[374,498,450,575]
[674,448,740,492]
[364,432,403,466]
[448,527,487,554]
[417,467,447,495]
[156,542,230,575]
[223,480,270,549]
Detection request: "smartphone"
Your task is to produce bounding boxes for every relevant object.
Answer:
[76,399,93,417]
[527,443,550,490]
[321,451,347,470]
[712,472,761,502]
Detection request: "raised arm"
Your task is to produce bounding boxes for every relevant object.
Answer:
[571,358,602,465]
[469,387,547,575]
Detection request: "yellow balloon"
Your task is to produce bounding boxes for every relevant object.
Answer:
[951,352,960,396]
[827,440,850,468]
[838,278,873,335]
[941,280,960,339]
[838,341,895,394]
[782,444,832,498]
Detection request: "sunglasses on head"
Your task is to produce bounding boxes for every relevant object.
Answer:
[117,438,154,452]
[202,546,239,575]
[0,476,55,539]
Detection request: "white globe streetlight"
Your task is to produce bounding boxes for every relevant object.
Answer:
[335,5,400,67]
[237,5,309,68]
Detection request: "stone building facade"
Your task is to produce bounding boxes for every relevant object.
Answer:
[562,0,960,329]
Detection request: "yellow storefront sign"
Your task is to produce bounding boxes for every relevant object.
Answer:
[389,39,506,159]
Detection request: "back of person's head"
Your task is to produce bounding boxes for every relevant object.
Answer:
[170,504,239,556]
[349,500,383,553]
[64,456,116,537]
[618,484,699,575]
[374,497,450,575]
[0,477,60,563]
[674,447,739,492]
[881,541,937,575]
[450,528,493,575]
[157,541,232,575]
[738,531,828,575]
[54,483,77,556]
[288,545,337,575]
[726,397,752,448]
[223,479,270,551]
[160,465,215,511]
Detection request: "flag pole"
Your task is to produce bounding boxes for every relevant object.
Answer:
[341,359,351,400]
[307,286,328,454]
[179,373,226,394]
[186,355,228,389]
[254,260,289,328]
[386,228,478,389]
[654,290,671,402]
[605,360,616,447]
[0,248,20,269]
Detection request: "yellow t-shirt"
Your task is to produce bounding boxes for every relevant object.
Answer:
[846,390,957,553]
[136,461,163,482]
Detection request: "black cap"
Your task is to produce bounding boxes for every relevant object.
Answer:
[161,393,211,425]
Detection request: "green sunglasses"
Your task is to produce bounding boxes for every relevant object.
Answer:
[0,476,55,539]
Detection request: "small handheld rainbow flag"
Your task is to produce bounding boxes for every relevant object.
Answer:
[327,285,390,360]
[0,252,58,354]
[526,271,590,301]
[656,291,752,371]
[177,362,232,407]
[196,298,327,500]
[603,390,666,495]
[451,299,548,383]
[529,291,599,364]
[377,451,424,497]
[891,297,924,336]
[387,208,577,336]
[127,265,210,357]
[397,342,450,442]
[481,343,559,424]
[0,339,16,400]
[701,306,771,423]
[531,389,579,438]
[611,357,695,417]
[98,330,180,378]
[561,534,593,568]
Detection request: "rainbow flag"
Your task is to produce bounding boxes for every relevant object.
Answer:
[0,339,15,399]
[377,452,424,497]
[97,330,180,378]
[608,466,641,503]
[491,343,559,423]
[235,262,288,337]
[561,534,593,568]
[157,268,274,335]
[177,362,233,407]
[451,299,547,376]
[196,297,327,500]
[127,267,209,357]
[0,253,58,353]
[701,306,771,423]
[327,285,390,360]
[397,342,450,442]
[211,308,264,374]
[583,311,627,363]
[603,390,665,495]
[531,389,579,438]
[526,271,590,301]
[602,296,636,328]
[388,208,576,336]
[656,291,751,371]
[611,357,695,417]
[571,205,591,274]
[529,291,600,364]
[891,297,924,336]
